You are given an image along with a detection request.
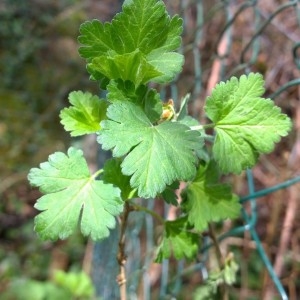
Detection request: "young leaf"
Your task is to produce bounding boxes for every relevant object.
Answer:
[60,91,108,136]
[223,255,239,285]
[205,73,292,174]
[181,161,240,232]
[98,101,203,198]
[102,158,137,200]
[146,50,184,84]
[194,253,239,299]
[28,147,123,241]
[78,0,184,85]
[107,80,162,123]
[90,50,163,87]
[155,217,199,263]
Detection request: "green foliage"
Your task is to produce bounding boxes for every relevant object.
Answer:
[60,91,108,136]
[155,217,199,262]
[99,101,202,198]
[205,73,291,174]
[1,271,94,300]
[78,0,183,86]
[53,270,95,298]
[160,181,180,206]
[181,161,241,231]
[107,80,162,123]
[28,0,292,286]
[194,254,239,300]
[102,158,137,200]
[28,147,123,241]
[1,279,70,300]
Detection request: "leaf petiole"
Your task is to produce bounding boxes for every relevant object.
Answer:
[190,123,215,131]
[92,168,104,179]
[126,188,138,200]
[130,201,165,224]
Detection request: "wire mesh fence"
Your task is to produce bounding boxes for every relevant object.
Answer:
[91,0,300,299]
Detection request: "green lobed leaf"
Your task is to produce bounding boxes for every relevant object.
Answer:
[28,147,123,241]
[90,49,163,87]
[160,181,180,206]
[181,161,241,232]
[107,80,162,123]
[205,73,292,174]
[78,0,184,85]
[146,51,184,84]
[60,91,108,136]
[102,158,137,200]
[155,217,199,263]
[98,101,203,198]
[86,65,110,89]
[175,95,210,161]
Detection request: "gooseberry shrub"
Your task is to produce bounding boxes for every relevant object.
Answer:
[28,0,291,296]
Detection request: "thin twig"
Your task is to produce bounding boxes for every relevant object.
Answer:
[208,223,228,300]
[117,202,132,300]
[208,223,224,268]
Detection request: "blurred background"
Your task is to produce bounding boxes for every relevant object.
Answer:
[0,0,300,299]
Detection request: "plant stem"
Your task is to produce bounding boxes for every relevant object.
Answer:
[208,223,228,300]
[208,223,223,267]
[190,123,215,131]
[130,202,165,224]
[91,168,104,179]
[117,202,132,300]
